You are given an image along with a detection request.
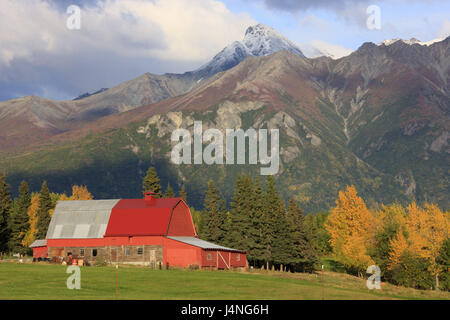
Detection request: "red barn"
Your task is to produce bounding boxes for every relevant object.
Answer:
[32,192,246,270]
[30,240,48,260]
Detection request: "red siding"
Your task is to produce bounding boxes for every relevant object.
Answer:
[201,250,246,269]
[166,201,197,236]
[163,237,202,267]
[33,246,48,259]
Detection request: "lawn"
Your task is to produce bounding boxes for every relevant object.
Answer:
[0,262,448,300]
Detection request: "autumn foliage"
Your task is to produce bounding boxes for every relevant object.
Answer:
[326,185,450,290]
[325,185,375,276]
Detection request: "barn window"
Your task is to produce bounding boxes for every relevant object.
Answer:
[80,249,85,256]
[137,248,143,255]
[93,249,98,257]
[126,248,130,256]
[207,253,212,260]
[236,254,240,261]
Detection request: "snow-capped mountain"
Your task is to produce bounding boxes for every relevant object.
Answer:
[378,37,445,47]
[194,24,305,78]
[242,24,305,57]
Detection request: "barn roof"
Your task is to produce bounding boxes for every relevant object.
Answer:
[46,200,120,239]
[167,236,245,253]
[30,239,47,248]
[104,198,183,237]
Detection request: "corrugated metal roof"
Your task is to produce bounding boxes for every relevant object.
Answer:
[30,239,47,248]
[167,236,245,253]
[46,200,119,239]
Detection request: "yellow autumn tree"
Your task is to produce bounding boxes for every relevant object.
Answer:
[48,186,93,216]
[68,185,93,200]
[404,202,449,290]
[22,193,40,247]
[388,230,409,269]
[325,185,375,276]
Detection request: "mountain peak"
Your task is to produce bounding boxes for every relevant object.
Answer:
[243,23,305,58]
[244,23,276,37]
[194,23,305,78]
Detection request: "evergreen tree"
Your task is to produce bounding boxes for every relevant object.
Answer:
[201,180,226,244]
[286,198,318,272]
[142,167,162,197]
[0,172,12,253]
[270,197,291,266]
[9,181,31,254]
[304,212,332,256]
[220,198,229,241]
[247,177,266,266]
[165,183,174,198]
[35,181,52,240]
[262,175,280,263]
[227,174,253,253]
[437,238,450,291]
[180,184,187,203]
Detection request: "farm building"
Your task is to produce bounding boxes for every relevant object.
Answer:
[30,192,246,269]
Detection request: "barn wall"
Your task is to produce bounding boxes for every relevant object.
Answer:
[47,236,166,266]
[201,250,247,269]
[163,237,202,267]
[49,245,163,266]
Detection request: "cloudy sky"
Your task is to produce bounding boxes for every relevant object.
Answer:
[0,0,449,101]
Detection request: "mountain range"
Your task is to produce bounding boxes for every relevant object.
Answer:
[0,24,448,212]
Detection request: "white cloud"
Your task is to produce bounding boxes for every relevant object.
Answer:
[299,14,329,32]
[298,40,353,59]
[437,20,450,38]
[0,0,255,100]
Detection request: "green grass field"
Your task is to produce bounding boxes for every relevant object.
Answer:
[0,262,448,300]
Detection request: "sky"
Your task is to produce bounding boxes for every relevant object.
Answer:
[0,0,449,101]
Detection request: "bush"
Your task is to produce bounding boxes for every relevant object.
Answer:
[94,257,107,267]
[390,251,434,290]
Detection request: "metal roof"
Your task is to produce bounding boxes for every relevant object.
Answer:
[167,236,245,253]
[46,200,120,239]
[30,239,47,248]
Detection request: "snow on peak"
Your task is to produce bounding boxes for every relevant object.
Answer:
[378,37,444,47]
[243,24,305,57]
[194,24,305,78]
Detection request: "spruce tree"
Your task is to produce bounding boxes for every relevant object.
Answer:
[201,180,226,243]
[142,167,162,198]
[180,184,187,203]
[9,181,31,254]
[286,198,318,272]
[262,175,280,263]
[0,172,12,253]
[270,197,291,266]
[35,181,52,240]
[227,174,253,252]
[247,177,266,266]
[165,183,174,198]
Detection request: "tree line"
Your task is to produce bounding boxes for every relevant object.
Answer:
[0,172,93,256]
[1,167,448,291]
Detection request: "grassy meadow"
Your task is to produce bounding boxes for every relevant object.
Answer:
[0,262,448,300]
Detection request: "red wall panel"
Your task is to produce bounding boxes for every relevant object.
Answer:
[33,246,48,259]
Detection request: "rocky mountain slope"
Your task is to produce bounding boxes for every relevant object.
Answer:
[0,24,304,152]
[1,36,448,212]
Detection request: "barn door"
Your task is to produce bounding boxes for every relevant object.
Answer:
[149,249,156,268]
[111,248,117,263]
